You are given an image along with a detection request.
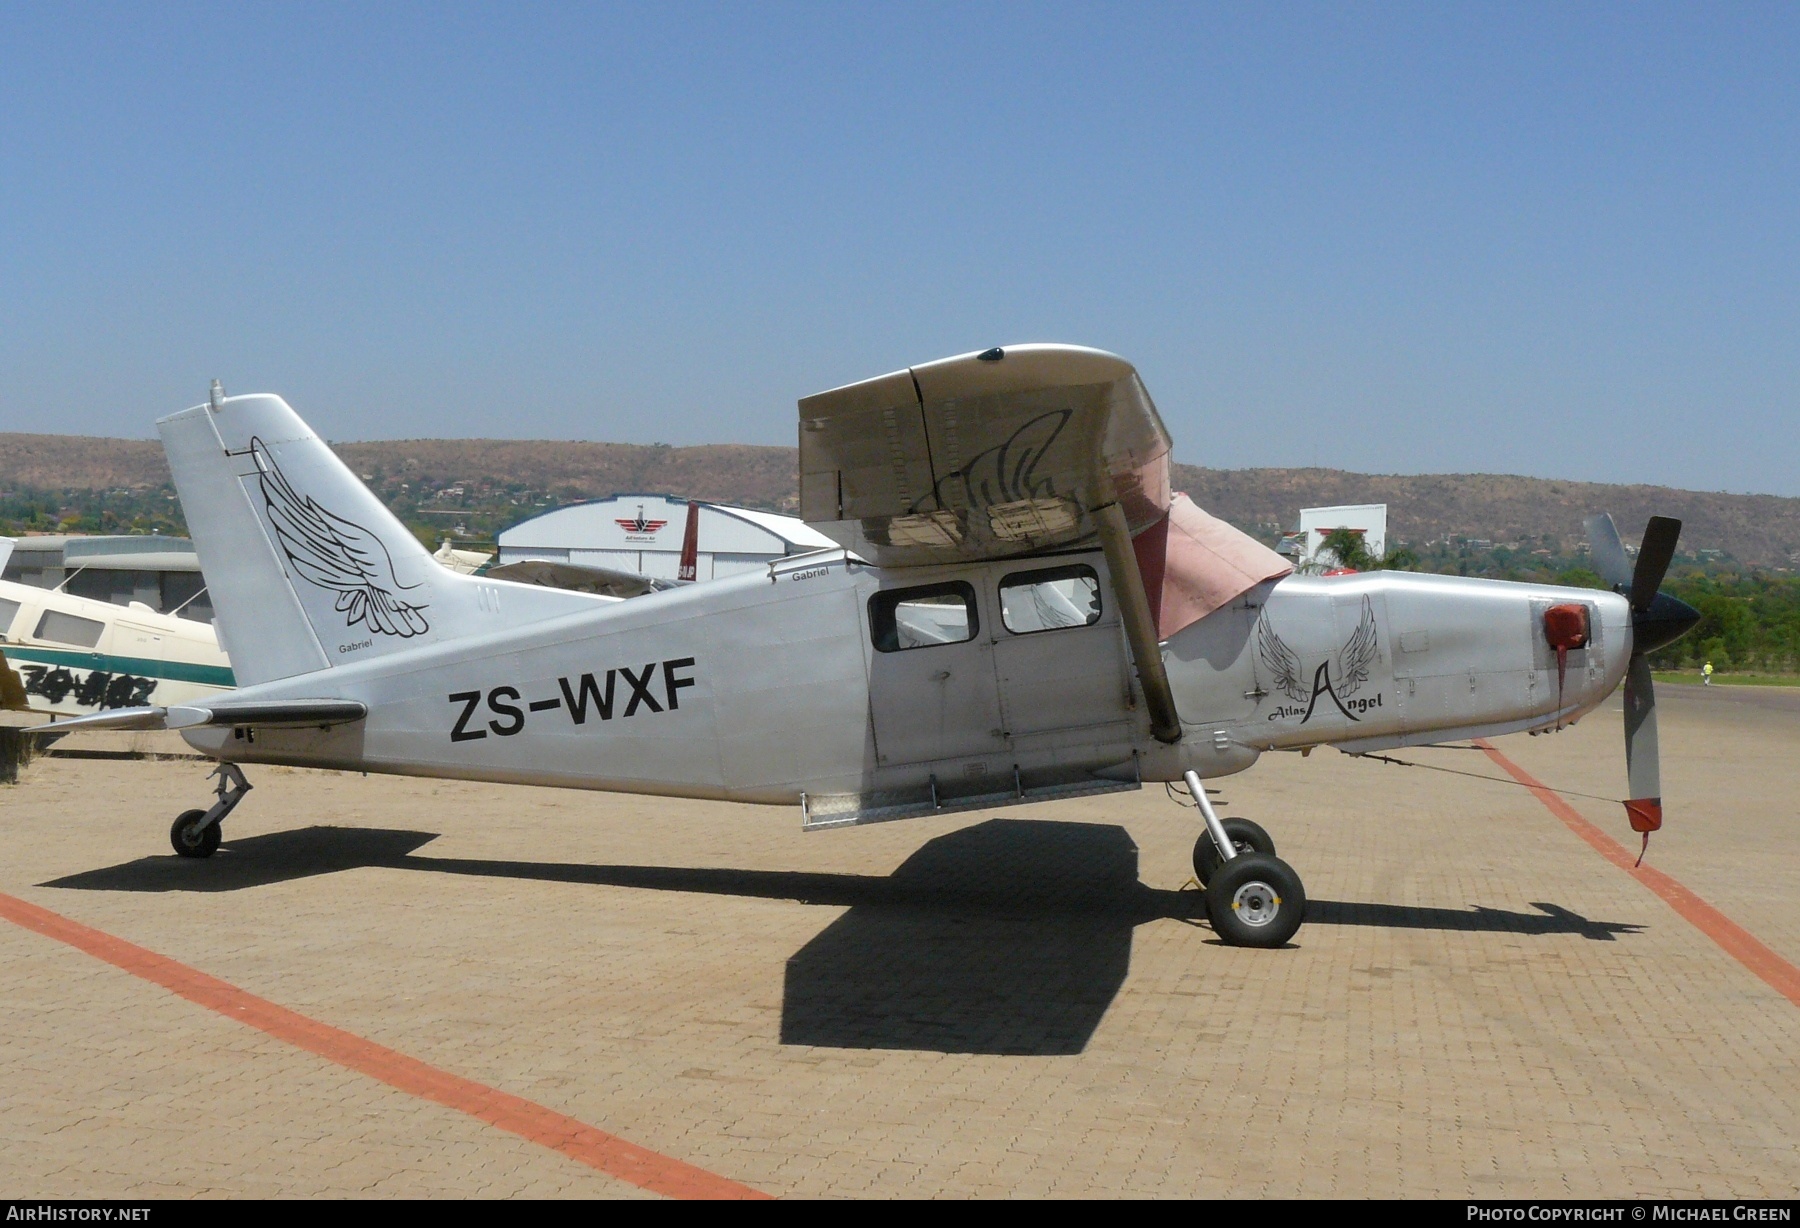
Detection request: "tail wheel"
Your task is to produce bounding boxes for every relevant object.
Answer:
[1205,853,1305,948]
[1193,817,1275,887]
[170,809,221,859]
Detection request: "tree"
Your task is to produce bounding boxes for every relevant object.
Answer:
[1312,526,1378,573]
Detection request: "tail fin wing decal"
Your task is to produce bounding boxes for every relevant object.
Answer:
[161,393,608,687]
[251,437,431,638]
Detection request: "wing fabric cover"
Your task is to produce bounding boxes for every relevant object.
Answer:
[1133,494,1292,640]
[798,345,1172,567]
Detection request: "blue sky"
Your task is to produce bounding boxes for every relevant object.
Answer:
[2,3,1796,493]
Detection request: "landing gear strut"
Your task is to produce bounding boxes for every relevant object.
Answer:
[1183,769,1305,948]
[170,762,252,859]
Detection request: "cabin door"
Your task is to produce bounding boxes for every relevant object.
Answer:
[988,554,1135,749]
[865,575,1006,767]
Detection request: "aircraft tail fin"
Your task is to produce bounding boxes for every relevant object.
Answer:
[677,500,700,582]
[159,393,601,687]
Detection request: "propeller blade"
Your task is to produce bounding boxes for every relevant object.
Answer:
[1629,516,1683,613]
[1622,654,1663,834]
[1584,513,1633,591]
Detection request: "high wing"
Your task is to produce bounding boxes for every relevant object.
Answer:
[797,345,1171,568]
[254,436,431,638]
[1333,595,1379,698]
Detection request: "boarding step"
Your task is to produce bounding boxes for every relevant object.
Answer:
[800,766,1140,831]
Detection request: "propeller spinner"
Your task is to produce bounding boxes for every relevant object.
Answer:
[1582,514,1702,854]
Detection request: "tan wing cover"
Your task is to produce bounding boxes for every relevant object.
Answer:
[1134,494,1293,640]
[798,345,1172,567]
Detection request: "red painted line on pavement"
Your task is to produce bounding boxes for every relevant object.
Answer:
[1475,740,1800,1010]
[0,891,769,1200]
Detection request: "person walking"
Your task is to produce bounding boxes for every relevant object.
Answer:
[1702,660,1714,686]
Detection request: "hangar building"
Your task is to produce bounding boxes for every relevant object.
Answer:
[496,494,836,582]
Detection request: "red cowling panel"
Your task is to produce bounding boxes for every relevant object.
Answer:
[1543,603,1590,651]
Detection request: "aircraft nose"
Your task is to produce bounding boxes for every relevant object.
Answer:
[1632,590,1701,657]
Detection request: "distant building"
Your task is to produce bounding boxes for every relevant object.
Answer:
[496,494,837,581]
[1,534,212,621]
[1278,504,1389,572]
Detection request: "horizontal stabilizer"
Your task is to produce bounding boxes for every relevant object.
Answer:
[167,699,368,729]
[21,707,170,734]
[24,698,368,736]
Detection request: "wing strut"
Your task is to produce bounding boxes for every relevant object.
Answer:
[1095,501,1182,744]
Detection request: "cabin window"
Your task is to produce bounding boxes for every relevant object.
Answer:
[33,609,104,649]
[869,582,979,652]
[0,598,19,636]
[999,564,1102,634]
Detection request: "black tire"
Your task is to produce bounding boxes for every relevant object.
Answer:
[1192,817,1276,887]
[170,809,221,859]
[1205,853,1305,948]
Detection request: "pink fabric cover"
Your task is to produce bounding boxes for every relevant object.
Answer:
[1136,493,1292,640]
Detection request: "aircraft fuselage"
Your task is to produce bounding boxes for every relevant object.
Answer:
[178,548,1633,827]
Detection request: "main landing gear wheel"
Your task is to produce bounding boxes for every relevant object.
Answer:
[1205,853,1305,948]
[1193,817,1275,887]
[170,809,221,859]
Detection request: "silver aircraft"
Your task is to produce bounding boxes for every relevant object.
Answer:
[51,347,1698,947]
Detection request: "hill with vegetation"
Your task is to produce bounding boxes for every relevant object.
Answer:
[7,432,1798,563]
[5,431,1800,672]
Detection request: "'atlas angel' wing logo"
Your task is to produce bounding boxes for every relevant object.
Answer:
[253,437,431,638]
[1255,596,1380,722]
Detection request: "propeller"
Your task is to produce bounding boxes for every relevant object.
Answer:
[1582,514,1701,859]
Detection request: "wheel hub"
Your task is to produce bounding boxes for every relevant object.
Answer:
[1231,880,1282,928]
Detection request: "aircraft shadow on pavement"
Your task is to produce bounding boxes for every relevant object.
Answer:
[777,820,1151,1056]
[43,819,1641,1054]
[1305,899,1642,942]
